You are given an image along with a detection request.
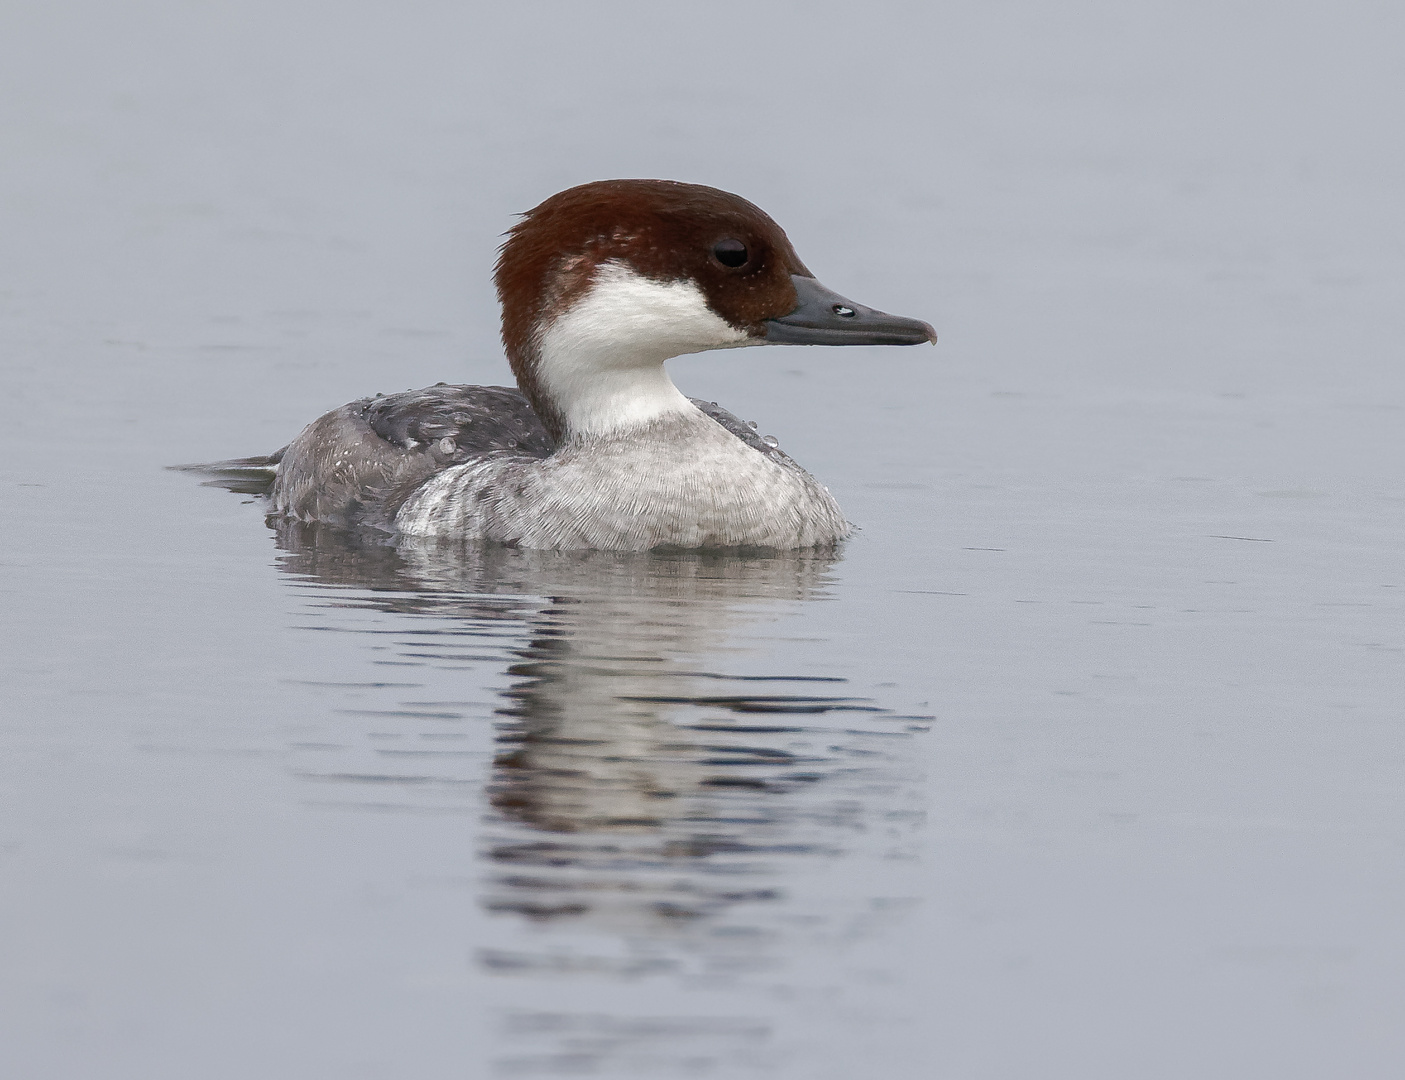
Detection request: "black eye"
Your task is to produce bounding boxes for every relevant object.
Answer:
[713,238,749,268]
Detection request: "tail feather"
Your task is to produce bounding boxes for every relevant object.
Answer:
[169,449,284,496]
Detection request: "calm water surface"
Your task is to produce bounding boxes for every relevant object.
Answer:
[267,532,932,1076]
[4,2,1405,1078]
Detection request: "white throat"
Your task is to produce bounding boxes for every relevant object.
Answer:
[533,261,751,440]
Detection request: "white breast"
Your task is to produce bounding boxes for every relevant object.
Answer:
[395,408,850,551]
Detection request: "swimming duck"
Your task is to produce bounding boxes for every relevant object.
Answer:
[261,179,934,549]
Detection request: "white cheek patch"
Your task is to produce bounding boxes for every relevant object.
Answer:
[535,261,752,439]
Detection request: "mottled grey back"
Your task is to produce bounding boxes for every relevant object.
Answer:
[183,384,774,533]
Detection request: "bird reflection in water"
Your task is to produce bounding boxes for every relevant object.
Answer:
[271,521,929,1075]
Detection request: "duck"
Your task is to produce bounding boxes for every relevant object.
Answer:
[258,179,935,550]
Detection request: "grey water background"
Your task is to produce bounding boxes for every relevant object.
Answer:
[2,1,1403,1077]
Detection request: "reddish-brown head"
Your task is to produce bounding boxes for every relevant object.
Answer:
[498,179,810,342]
[494,179,936,442]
